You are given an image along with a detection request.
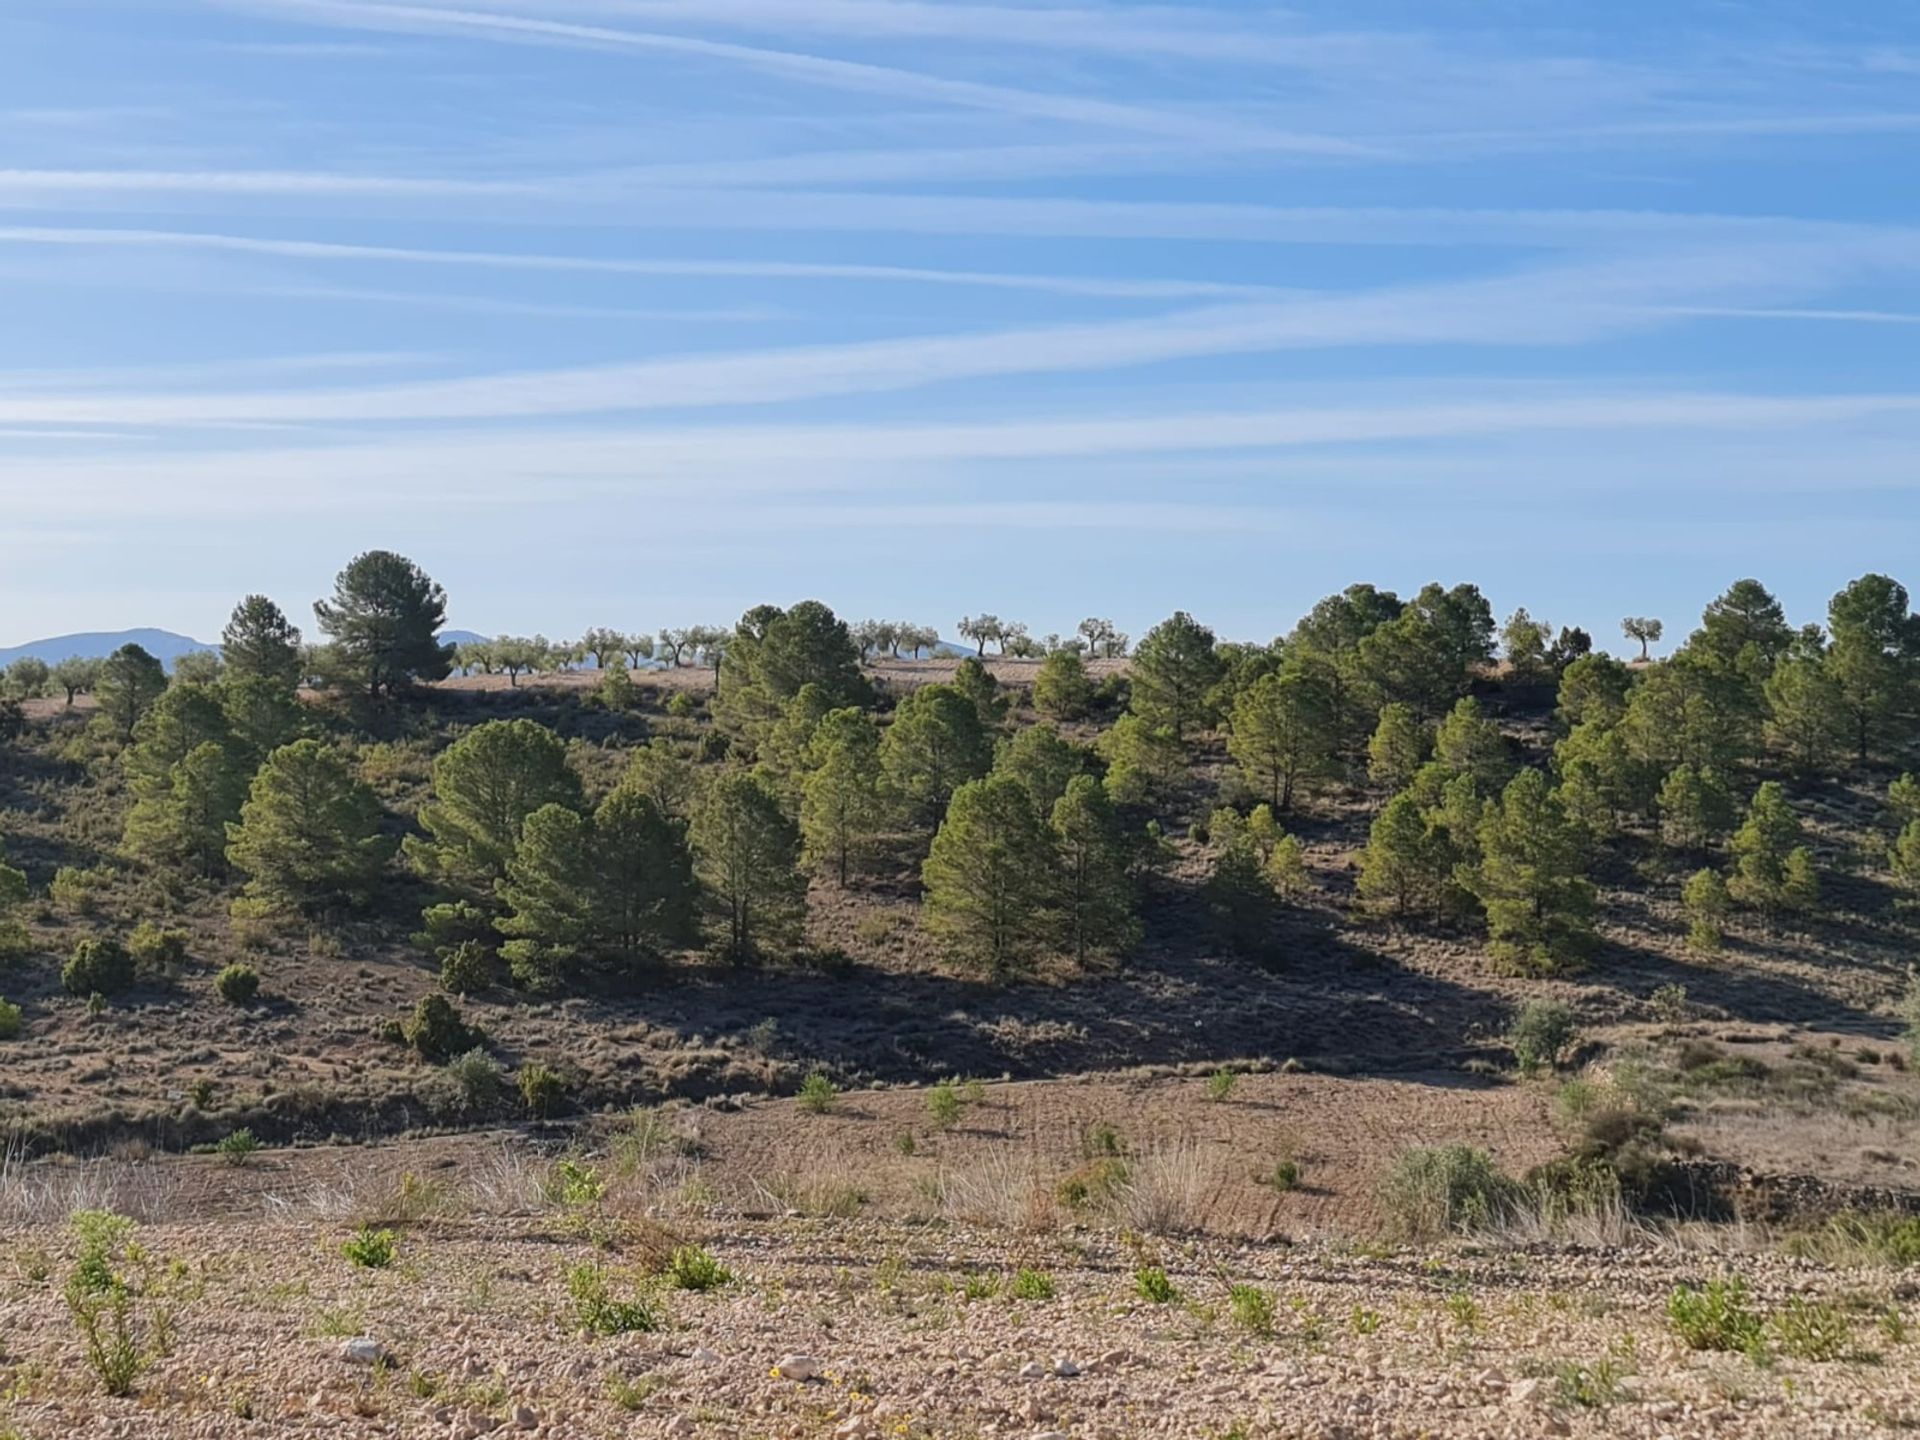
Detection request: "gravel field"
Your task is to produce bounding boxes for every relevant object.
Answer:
[3,1201,1916,1440]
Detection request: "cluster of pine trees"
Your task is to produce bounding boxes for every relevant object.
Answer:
[7,555,1920,996]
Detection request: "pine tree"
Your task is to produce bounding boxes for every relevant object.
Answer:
[1656,764,1737,852]
[993,723,1090,820]
[226,740,391,913]
[1096,712,1184,807]
[1727,781,1811,915]
[799,709,886,885]
[1032,648,1094,721]
[1357,792,1448,918]
[1433,697,1512,790]
[221,594,304,688]
[1205,830,1276,957]
[405,719,581,891]
[1048,776,1137,964]
[1366,703,1431,790]
[497,789,694,985]
[952,656,1009,731]
[1129,611,1224,741]
[879,683,991,825]
[922,775,1054,974]
[1683,867,1730,951]
[312,550,453,699]
[1226,668,1337,812]
[1268,832,1311,900]
[690,772,806,964]
[221,673,303,761]
[1468,769,1596,975]
[95,644,168,739]
[1890,821,1920,899]
[125,740,248,875]
[1763,654,1849,773]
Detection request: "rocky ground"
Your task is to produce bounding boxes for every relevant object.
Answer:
[1,1128,1916,1440]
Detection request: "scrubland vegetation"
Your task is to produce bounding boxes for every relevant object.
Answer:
[4,557,1920,1433]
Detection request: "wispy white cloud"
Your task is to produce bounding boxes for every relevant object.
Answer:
[217,0,1377,153]
[0,224,1281,299]
[12,386,1920,519]
[0,240,1902,427]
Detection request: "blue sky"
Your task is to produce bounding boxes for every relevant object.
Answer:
[3,1,1919,650]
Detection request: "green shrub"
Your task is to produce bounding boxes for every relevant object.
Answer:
[1771,1297,1850,1361]
[1205,1068,1238,1102]
[63,1210,162,1396]
[797,1070,837,1115]
[341,1226,397,1270]
[0,917,33,964]
[927,1078,963,1129]
[1802,1211,1920,1267]
[442,1049,505,1112]
[62,938,134,997]
[0,997,21,1040]
[215,1128,259,1166]
[1667,1277,1763,1352]
[566,1262,661,1335]
[1508,999,1577,1072]
[1378,1146,1514,1240]
[402,994,479,1062]
[665,1246,732,1292]
[213,964,260,1005]
[127,923,188,975]
[50,866,107,915]
[1262,1159,1301,1192]
[518,1061,567,1116]
[1133,1266,1178,1304]
[438,940,495,995]
[1010,1268,1055,1302]
[1229,1283,1275,1336]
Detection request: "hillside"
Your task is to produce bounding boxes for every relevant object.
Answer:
[0,628,215,670]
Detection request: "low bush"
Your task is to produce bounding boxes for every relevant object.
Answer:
[1229,1283,1275,1336]
[1772,1297,1850,1362]
[518,1061,567,1116]
[797,1070,837,1115]
[566,1262,661,1335]
[342,1226,398,1270]
[1205,1068,1238,1102]
[0,997,21,1040]
[1508,999,1577,1072]
[128,923,188,975]
[1010,1268,1055,1301]
[215,1128,259,1166]
[442,1049,505,1113]
[403,994,480,1062]
[665,1245,732,1292]
[438,940,495,995]
[1133,1265,1178,1304]
[49,866,107,915]
[1667,1277,1763,1353]
[62,938,134,998]
[213,964,260,1005]
[1378,1145,1514,1240]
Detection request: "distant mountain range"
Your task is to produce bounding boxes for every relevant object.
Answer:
[0,627,968,672]
[0,628,217,671]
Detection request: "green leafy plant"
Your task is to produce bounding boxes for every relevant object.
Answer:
[518,1061,567,1116]
[1668,1277,1763,1352]
[1229,1283,1275,1337]
[926,1079,963,1129]
[1507,999,1577,1072]
[62,937,134,998]
[63,1210,173,1397]
[1010,1268,1055,1302]
[1205,1068,1238,1102]
[665,1245,732,1293]
[797,1070,838,1114]
[1771,1297,1850,1362]
[1133,1266,1178,1304]
[566,1262,661,1335]
[341,1226,398,1270]
[215,1128,259,1166]
[0,997,22,1041]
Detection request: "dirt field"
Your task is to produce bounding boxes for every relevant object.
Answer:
[2,1092,1916,1440]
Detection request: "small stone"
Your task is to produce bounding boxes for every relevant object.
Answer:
[663,1418,695,1439]
[774,1353,822,1382]
[690,1346,723,1365]
[1052,1359,1080,1378]
[338,1337,390,1366]
[1018,1361,1047,1380]
[1509,1377,1546,1405]
[512,1405,538,1430]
